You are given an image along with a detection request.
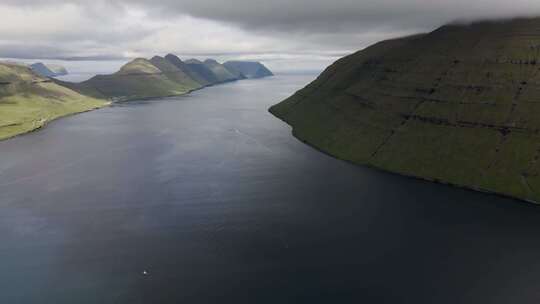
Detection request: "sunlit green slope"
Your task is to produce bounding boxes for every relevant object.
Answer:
[0,63,107,140]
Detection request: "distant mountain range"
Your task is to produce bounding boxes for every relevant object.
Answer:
[60,54,273,102]
[1,55,272,140]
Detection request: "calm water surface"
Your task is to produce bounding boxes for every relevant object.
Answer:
[1,75,540,303]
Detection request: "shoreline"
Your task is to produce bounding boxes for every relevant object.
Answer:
[0,76,262,142]
[108,77,240,104]
[268,108,540,206]
[0,102,111,142]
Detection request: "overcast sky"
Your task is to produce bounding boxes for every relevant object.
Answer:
[1,0,540,71]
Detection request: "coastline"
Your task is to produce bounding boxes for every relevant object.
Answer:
[268,108,540,206]
[0,77,251,142]
[0,102,111,142]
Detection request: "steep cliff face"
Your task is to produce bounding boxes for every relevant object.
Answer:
[270,17,540,203]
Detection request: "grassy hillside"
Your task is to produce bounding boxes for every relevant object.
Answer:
[62,58,197,102]
[0,55,274,141]
[270,17,540,203]
[61,56,275,103]
[0,63,107,140]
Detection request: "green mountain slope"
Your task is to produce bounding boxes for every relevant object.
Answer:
[61,56,275,103]
[224,61,273,78]
[164,54,212,87]
[0,63,107,140]
[184,59,220,85]
[150,56,202,90]
[61,58,197,102]
[203,59,243,83]
[270,17,540,203]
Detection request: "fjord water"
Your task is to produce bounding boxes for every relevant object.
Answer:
[1,75,540,304]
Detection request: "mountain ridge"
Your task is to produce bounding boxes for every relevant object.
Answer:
[164,54,212,87]
[1,54,273,140]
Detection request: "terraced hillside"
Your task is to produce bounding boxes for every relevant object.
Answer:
[0,63,107,140]
[270,17,540,203]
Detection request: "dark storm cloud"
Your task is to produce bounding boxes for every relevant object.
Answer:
[127,0,540,33]
[4,0,540,34]
[1,0,540,69]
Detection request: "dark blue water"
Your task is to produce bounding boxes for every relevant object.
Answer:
[1,75,540,303]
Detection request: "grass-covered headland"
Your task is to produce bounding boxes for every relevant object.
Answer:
[0,63,107,141]
[270,17,540,203]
